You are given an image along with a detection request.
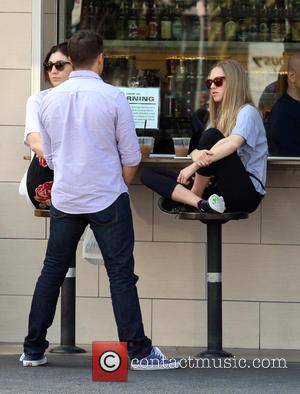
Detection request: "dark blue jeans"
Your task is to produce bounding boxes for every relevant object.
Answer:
[24,193,152,359]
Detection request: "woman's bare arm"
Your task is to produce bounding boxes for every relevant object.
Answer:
[27,132,44,158]
[209,134,244,162]
[191,135,245,166]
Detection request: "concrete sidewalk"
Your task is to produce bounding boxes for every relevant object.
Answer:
[1,344,300,393]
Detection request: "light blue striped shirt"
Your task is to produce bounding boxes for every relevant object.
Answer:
[39,70,141,214]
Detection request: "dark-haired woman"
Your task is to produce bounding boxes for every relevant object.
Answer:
[19,42,73,208]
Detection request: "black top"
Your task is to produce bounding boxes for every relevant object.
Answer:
[266,92,300,156]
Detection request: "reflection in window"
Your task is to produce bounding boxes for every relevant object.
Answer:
[62,0,300,157]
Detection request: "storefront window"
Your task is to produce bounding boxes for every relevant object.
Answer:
[58,0,300,157]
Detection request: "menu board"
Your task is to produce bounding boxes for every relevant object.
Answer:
[119,87,160,129]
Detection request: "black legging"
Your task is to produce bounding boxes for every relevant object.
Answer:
[141,128,263,213]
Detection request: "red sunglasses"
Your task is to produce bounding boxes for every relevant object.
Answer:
[206,76,226,89]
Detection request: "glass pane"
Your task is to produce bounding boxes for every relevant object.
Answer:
[59,0,300,157]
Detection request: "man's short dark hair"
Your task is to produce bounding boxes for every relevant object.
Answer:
[68,30,103,68]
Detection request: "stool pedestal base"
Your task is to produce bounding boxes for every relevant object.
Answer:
[50,345,86,354]
[198,349,233,358]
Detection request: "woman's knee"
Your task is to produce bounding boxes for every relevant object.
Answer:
[198,128,224,149]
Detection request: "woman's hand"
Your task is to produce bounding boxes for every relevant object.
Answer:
[177,163,199,185]
[191,149,213,167]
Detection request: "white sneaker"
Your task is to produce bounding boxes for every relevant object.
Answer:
[20,352,47,367]
[207,194,226,213]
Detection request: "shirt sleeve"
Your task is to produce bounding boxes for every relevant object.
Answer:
[115,91,141,166]
[23,93,42,145]
[232,105,262,148]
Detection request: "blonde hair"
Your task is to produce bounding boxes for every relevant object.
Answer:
[208,59,254,137]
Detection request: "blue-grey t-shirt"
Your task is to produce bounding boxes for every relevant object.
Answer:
[232,104,268,195]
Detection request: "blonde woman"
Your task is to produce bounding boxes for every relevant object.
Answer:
[142,59,268,214]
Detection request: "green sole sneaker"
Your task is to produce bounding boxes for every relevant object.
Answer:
[207,194,226,213]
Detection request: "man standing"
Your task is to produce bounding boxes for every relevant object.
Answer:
[21,31,178,370]
[266,52,300,156]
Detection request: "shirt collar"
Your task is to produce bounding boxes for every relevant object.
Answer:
[69,70,101,80]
